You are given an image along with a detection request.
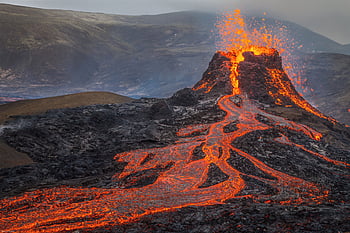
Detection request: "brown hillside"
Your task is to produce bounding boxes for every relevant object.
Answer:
[0,141,33,169]
[0,91,133,124]
[0,91,133,168]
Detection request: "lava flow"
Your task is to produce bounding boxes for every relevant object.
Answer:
[0,10,349,233]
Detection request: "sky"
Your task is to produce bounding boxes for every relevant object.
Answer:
[0,0,349,44]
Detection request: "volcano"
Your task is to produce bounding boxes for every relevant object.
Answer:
[1,11,350,233]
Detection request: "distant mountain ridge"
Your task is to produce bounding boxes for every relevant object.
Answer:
[302,53,350,125]
[0,4,217,99]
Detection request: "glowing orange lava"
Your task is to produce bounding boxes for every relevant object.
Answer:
[214,9,336,123]
[217,9,310,96]
[0,9,347,233]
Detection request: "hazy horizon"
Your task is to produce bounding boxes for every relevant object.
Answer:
[0,0,349,44]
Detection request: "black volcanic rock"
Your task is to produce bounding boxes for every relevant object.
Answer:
[193,52,233,97]
[238,51,295,105]
[117,162,175,188]
[168,88,199,106]
[242,50,283,69]
[149,100,174,120]
[198,163,230,188]
[107,202,350,233]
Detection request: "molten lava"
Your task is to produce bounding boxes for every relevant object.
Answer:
[213,9,335,122]
[0,9,348,233]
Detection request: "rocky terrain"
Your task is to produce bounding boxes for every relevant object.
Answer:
[0,91,133,169]
[0,50,349,232]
